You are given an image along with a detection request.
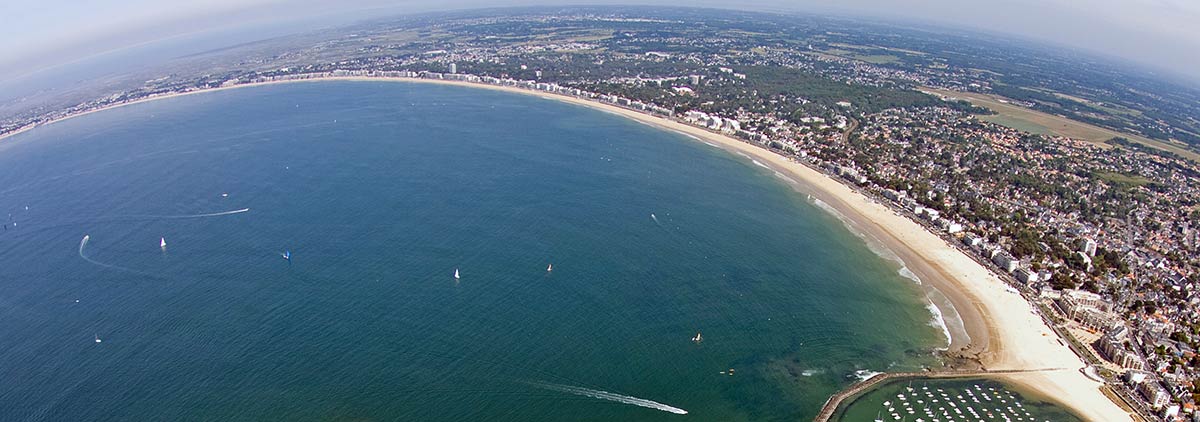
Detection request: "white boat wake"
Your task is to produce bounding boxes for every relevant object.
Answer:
[135,208,250,219]
[78,235,156,277]
[527,381,688,415]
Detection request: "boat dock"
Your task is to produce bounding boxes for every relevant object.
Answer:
[811,369,1063,422]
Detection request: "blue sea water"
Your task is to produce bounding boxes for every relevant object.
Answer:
[0,81,946,421]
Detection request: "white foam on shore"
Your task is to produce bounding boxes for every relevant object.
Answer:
[898,266,922,285]
[529,381,688,415]
[926,301,954,349]
[801,369,825,377]
[809,197,844,221]
[926,289,969,349]
[810,197,962,350]
[751,159,770,169]
[892,258,956,348]
[813,197,904,265]
[675,132,719,149]
[773,171,797,185]
[853,369,884,382]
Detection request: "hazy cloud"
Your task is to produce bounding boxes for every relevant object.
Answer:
[1,0,1198,82]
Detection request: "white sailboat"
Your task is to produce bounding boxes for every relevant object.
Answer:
[94,334,102,343]
[546,264,553,272]
[691,332,702,343]
[454,268,460,279]
[160,237,167,249]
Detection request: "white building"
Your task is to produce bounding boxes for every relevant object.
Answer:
[1014,267,1040,284]
[942,220,964,234]
[722,118,741,133]
[1078,237,1098,257]
[1125,370,1150,384]
[1056,290,1117,330]
[992,253,1018,273]
[1139,382,1170,409]
[920,208,941,221]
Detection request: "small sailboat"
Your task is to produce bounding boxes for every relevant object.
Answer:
[546,264,553,272]
[160,237,167,249]
[282,250,291,261]
[692,332,703,343]
[94,334,102,343]
[454,268,460,280]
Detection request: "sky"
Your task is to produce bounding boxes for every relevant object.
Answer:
[1,0,1199,83]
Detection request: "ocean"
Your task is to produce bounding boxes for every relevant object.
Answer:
[0,81,950,421]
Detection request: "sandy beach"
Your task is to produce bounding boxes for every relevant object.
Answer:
[0,76,1133,421]
[422,78,1131,421]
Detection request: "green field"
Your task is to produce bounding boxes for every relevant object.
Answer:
[1093,171,1151,187]
[852,54,900,64]
[979,113,1052,136]
[924,88,1200,162]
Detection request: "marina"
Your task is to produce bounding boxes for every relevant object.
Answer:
[832,375,1082,422]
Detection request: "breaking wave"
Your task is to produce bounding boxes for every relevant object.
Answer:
[925,290,968,349]
[852,369,883,382]
[800,368,825,377]
[773,171,797,185]
[926,301,953,348]
[898,266,922,285]
[811,198,902,264]
[810,198,959,349]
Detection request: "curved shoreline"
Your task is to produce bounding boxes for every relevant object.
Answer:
[0,76,1131,421]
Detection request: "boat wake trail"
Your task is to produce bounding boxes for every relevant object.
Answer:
[133,208,251,219]
[526,381,688,415]
[78,235,157,278]
[0,208,251,241]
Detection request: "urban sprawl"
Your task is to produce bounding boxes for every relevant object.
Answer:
[3,11,1200,421]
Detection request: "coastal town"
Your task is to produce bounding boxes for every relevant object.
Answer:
[3,9,1200,422]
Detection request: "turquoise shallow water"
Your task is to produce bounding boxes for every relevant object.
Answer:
[0,81,946,421]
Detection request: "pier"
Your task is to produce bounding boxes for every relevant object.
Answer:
[812,369,1063,422]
